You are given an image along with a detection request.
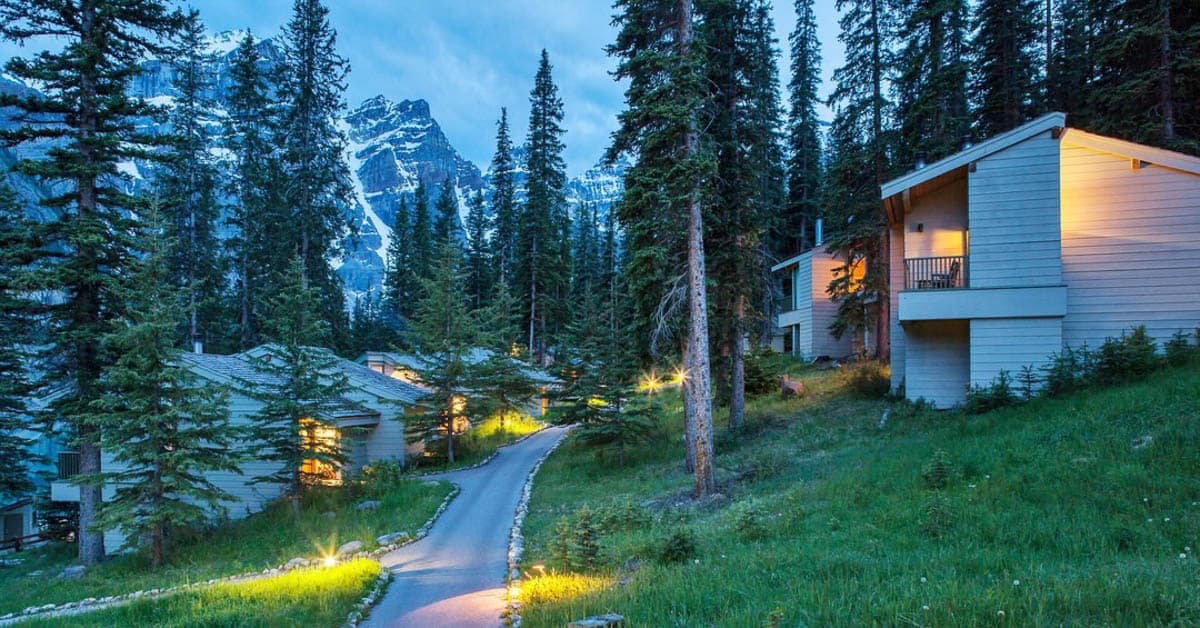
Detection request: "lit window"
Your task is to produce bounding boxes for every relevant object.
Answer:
[300,419,341,486]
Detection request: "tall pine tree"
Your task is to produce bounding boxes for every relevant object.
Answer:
[410,179,434,283]
[247,257,351,514]
[434,177,459,245]
[159,9,223,352]
[972,0,1044,135]
[0,186,35,501]
[825,0,894,359]
[489,108,520,288]
[609,0,718,496]
[464,190,491,311]
[92,208,239,567]
[224,33,286,350]
[893,0,971,167]
[520,50,571,364]
[384,197,415,321]
[782,0,824,256]
[0,0,185,565]
[276,0,354,349]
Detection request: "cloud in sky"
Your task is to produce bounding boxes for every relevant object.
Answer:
[0,1,845,176]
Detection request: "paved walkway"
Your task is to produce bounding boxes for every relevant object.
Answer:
[362,426,569,627]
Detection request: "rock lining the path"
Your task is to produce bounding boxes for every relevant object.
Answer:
[504,427,572,627]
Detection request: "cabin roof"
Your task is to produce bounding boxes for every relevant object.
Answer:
[880,112,1067,200]
[1059,128,1200,176]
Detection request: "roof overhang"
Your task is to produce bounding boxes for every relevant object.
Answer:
[1060,128,1200,176]
[771,249,812,273]
[880,111,1067,203]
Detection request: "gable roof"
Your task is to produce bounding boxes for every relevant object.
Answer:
[1060,128,1200,176]
[358,349,561,387]
[880,112,1067,199]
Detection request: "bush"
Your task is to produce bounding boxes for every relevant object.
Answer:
[567,505,602,572]
[651,527,698,564]
[921,448,952,490]
[731,502,769,541]
[922,491,952,539]
[743,348,783,396]
[1042,345,1091,397]
[964,370,1017,414]
[741,448,790,481]
[549,516,573,568]
[1094,325,1159,384]
[1164,330,1193,366]
[843,361,890,398]
[596,497,650,533]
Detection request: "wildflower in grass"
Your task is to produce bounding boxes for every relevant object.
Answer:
[1012,579,1020,586]
[997,610,1006,618]
[920,576,927,583]
[1180,553,1187,559]
[1164,517,1170,522]
[922,605,930,611]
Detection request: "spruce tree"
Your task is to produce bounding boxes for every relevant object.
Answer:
[384,197,414,320]
[972,0,1043,135]
[0,0,185,565]
[410,179,434,283]
[464,190,491,311]
[489,108,520,286]
[92,209,239,567]
[405,243,481,465]
[0,186,35,501]
[434,178,459,245]
[893,0,971,166]
[159,9,223,352]
[701,0,784,430]
[825,0,895,359]
[783,0,824,256]
[224,33,284,350]
[609,0,718,496]
[276,0,354,348]
[520,50,570,363]
[247,257,351,514]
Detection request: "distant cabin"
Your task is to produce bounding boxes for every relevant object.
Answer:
[882,112,1200,408]
[357,349,560,418]
[49,345,424,554]
[771,234,863,360]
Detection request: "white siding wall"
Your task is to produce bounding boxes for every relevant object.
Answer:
[792,253,815,357]
[904,320,970,408]
[1060,144,1200,347]
[890,224,906,392]
[970,317,1063,389]
[904,179,968,259]
[809,250,855,358]
[969,132,1063,288]
[365,415,409,464]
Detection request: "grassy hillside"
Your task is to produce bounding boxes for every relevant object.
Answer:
[518,361,1200,625]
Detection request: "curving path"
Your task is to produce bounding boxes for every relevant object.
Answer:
[362,426,569,628]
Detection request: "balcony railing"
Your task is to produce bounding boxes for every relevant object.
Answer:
[904,256,968,290]
[57,451,81,480]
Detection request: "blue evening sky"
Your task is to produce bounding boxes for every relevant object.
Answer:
[1,1,844,176]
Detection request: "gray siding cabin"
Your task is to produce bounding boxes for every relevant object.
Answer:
[771,245,861,360]
[49,345,425,553]
[883,112,1200,407]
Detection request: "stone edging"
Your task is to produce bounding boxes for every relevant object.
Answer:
[0,483,462,626]
[412,424,550,478]
[503,427,572,627]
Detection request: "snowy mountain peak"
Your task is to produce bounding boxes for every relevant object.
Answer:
[204,29,256,55]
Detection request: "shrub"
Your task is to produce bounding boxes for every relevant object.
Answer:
[549,516,573,567]
[567,505,602,572]
[743,348,783,395]
[742,448,790,481]
[922,491,952,539]
[652,527,698,564]
[1164,330,1193,366]
[731,502,769,541]
[1016,365,1040,400]
[596,497,650,533]
[1094,325,1159,384]
[964,370,1017,414]
[1042,347,1082,397]
[921,448,952,490]
[844,361,890,398]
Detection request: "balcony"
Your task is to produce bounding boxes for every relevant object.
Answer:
[904,256,967,290]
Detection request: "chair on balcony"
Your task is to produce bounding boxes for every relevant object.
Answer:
[917,260,961,289]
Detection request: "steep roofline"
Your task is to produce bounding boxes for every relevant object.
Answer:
[880,112,1067,199]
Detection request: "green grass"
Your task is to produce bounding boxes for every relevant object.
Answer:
[409,412,545,472]
[22,559,381,627]
[518,361,1200,626]
[0,478,452,615]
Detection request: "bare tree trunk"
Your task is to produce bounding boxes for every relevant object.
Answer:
[528,233,539,363]
[729,296,746,431]
[679,0,715,498]
[870,0,890,362]
[446,398,456,464]
[1159,0,1176,144]
[1045,0,1054,84]
[681,342,696,474]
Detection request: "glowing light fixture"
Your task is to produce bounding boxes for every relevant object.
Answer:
[323,555,336,567]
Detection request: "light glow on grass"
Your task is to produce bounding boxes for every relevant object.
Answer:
[518,572,613,607]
